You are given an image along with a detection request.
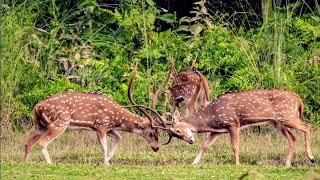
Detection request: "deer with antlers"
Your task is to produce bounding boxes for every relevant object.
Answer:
[170,68,210,116]
[24,71,195,164]
[169,89,315,167]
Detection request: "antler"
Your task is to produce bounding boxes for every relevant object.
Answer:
[169,57,177,77]
[128,67,168,129]
[123,105,169,130]
[151,57,176,109]
[163,135,173,145]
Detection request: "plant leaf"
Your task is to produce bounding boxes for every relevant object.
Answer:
[146,0,155,7]
[157,13,176,24]
[175,25,190,32]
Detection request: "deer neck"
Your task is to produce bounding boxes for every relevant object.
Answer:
[113,109,147,133]
[179,112,216,133]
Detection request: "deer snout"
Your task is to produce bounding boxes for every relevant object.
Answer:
[188,136,195,144]
[152,146,159,152]
[188,140,194,144]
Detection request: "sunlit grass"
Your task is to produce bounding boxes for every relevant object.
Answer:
[3,163,319,179]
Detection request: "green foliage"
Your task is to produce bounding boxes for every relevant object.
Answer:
[1,0,320,131]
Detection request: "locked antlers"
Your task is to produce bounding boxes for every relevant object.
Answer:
[127,67,169,130]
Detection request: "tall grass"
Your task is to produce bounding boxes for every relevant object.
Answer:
[0,2,83,132]
[0,3,34,132]
[272,14,283,88]
[2,128,320,167]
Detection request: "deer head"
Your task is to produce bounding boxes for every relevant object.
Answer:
[131,120,160,152]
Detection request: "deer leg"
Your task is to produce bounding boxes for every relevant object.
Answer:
[274,123,296,167]
[106,130,121,162]
[229,126,240,165]
[299,123,314,163]
[192,132,221,165]
[185,85,201,115]
[284,128,296,167]
[96,129,109,165]
[24,131,44,162]
[198,89,208,108]
[287,120,315,163]
[37,126,67,164]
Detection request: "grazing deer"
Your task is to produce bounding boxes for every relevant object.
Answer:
[24,75,194,164]
[170,69,210,116]
[169,89,315,167]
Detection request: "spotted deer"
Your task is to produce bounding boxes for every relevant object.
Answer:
[170,69,210,116]
[169,89,315,167]
[24,76,194,164]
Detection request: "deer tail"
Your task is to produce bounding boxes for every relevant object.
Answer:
[194,70,210,102]
[298,99,304,121]
[32,106,48,134]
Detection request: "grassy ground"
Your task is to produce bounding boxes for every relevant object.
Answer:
[3,163,319,179]
[1,128,320,179]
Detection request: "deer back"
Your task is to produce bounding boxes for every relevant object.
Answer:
[183,89,303,129]
[33,92,146,130]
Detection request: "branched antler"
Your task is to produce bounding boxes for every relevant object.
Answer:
[128,65,168,128]
[151,57,176,109]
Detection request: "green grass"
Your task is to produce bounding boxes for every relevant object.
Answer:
[1,129,320,179]
[2,163,319,179]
